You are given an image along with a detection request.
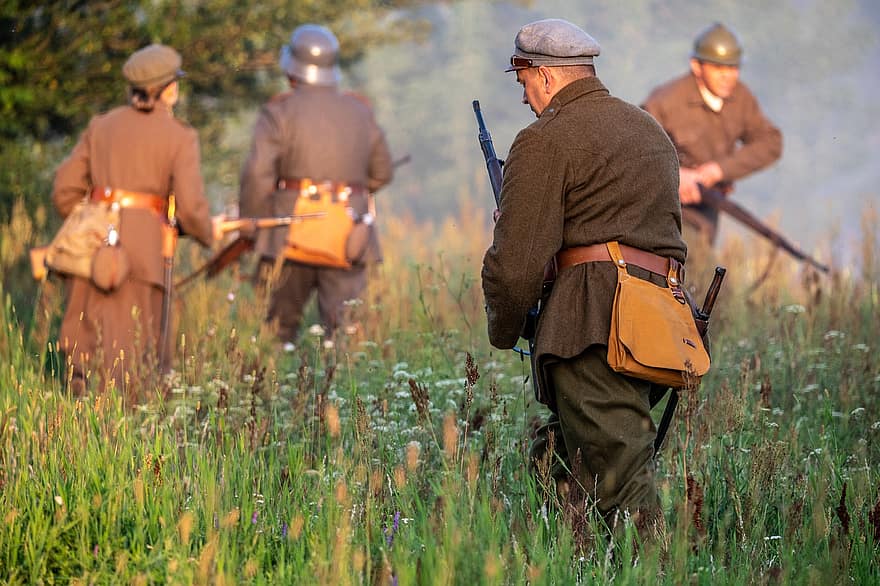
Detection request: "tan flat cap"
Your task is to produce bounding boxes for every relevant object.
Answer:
[123,44,184,88]
[506,19,601,71]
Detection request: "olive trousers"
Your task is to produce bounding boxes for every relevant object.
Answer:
[529,344,660,519]
[267,260,367,342]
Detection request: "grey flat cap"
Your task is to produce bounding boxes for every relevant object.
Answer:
[123,44,184,88]
[506,18,600,72]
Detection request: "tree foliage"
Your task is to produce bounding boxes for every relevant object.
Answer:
[0,0,426,142]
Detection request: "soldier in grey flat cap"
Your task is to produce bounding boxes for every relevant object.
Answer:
[482,18,687,536]
[239,24,393,348]
[52,43,213,399]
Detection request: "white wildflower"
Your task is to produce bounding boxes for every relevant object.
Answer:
[823,330,845,340]
[783,304,806,314]
[308,324,325,337]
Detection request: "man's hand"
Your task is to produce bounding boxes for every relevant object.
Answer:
[678,167,702,204]
[695,161,724,188]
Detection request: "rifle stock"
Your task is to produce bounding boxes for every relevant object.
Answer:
[213,212,327,240]
[700,186,829,273]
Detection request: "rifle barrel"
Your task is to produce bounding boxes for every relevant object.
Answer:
[473,100,503,205]
[700,187,829,273]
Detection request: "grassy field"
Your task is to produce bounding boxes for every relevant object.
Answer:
[1,204,879,584]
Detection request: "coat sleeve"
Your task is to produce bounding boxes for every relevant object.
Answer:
[367,120,393,193]
[239,105,284,217]
[481,127,565,349]
[716,87,783,181]
[52,121,94,217]
[171,126,213,247]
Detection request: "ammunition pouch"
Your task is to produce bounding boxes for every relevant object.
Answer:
[45,187,166,280]
[278,178,371,269]
[45,200,120,279]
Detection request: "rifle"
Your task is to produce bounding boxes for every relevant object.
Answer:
[474,100,546,401]
[700,186,829,273]
[159,195,178,372]
[176,212,327,288]
[653,266,727,455]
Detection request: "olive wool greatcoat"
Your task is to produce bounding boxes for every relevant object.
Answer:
[483,77,687,365]
[53,105,213,392]
[482,76,687,516]
[642,72,782,238]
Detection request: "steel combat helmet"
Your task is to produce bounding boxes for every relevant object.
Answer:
[692,23,743,66]
[280,24,341,86]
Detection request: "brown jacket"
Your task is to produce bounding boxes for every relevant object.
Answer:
[641,73,782,181]
[52,104,213,389]
[53,105,214,285]
[482,77,686,360]
[239,85,393,261]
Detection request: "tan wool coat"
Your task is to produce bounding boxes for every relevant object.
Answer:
[53,104,213,390]
[642,73,782,233]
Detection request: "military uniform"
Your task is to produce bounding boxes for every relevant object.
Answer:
[482,19,686,522]
[641,24,782,245]
[239,25,393,342]
[52,45,213,395]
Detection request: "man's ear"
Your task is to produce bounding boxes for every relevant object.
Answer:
[689,58,702,78]
[539,66,552,93]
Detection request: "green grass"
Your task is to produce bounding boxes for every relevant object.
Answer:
[1,208,879,584]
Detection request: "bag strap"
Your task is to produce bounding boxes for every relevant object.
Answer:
[605,241,628,278]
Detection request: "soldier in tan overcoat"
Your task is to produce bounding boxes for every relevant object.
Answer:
[52,44,213,397]
[642,23,783,247]
[239,24,393,348]
[482,19,687,533]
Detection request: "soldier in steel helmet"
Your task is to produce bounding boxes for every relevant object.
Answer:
[482,18,686,535]
[642,23,783,249]
[52,44,214,398]
[238,24,393,348]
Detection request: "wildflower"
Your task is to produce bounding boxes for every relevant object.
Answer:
[283,342,296,353]
[227,292,235,302]
[323,340,335,350]
[783,304,806,314]
[384,510,401,547]
[852,343,869,352]
[54,495,64,506]
[308,324,326,337]
[251,511,258,524]
[281,521,288,538]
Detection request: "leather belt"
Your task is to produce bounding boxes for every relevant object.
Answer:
[556,243,672,276]
[276,177,366,202]
[91,187,167,217]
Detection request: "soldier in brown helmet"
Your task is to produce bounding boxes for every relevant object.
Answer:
[52,43,214,398]
[239,24,393,349]
[642,23,783,248]
[482,18,686,536]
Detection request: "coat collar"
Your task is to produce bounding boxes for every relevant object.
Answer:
[541,76,609,117]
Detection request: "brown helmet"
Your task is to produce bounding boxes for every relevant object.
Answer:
[692,23,742,66]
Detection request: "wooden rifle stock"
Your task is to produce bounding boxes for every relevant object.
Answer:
[214,212,327,238]
[694,266,726,337]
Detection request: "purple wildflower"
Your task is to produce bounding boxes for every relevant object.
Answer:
[385,510,401,547]
[281,521,288,538]
[251,510,259,524]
